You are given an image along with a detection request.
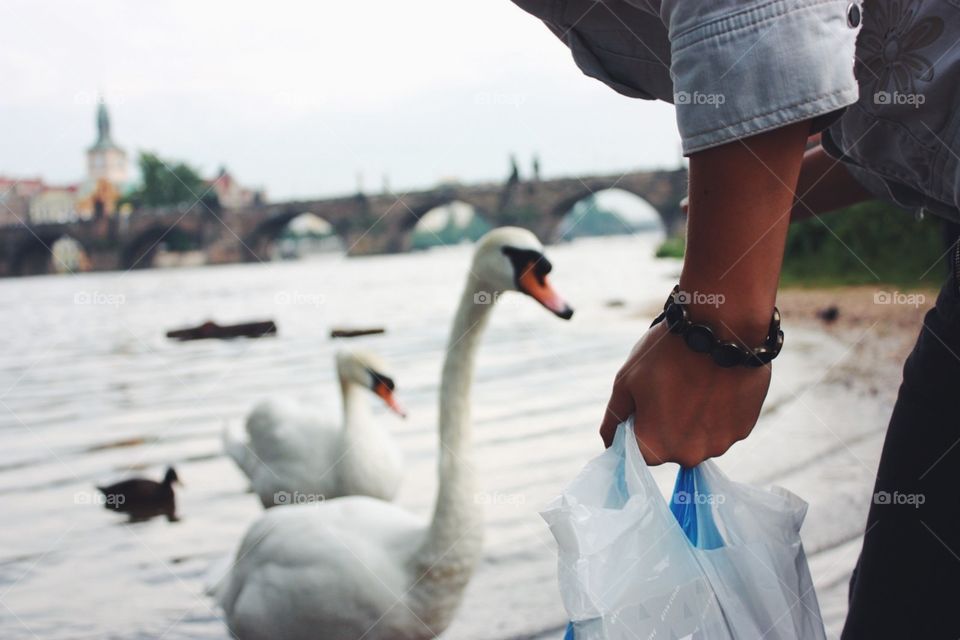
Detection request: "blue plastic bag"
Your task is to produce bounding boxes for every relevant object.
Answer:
[546,419,825,640]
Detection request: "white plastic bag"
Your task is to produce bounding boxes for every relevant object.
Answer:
[542,419,825,640]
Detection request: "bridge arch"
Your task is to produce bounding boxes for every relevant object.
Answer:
[391,193,495,252]
[120,224,202,270]
[9,230,91,276]
[244,209,346,261]
[543,173,687,240]
[552,188,664,242]
[408,200,493,250]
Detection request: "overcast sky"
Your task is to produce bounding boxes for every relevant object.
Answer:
[2,0,682,200]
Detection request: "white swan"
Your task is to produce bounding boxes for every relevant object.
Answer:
[213,227,573,640]
[224,350,406,507]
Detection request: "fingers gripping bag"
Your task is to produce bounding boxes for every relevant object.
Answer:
[543,419,825,640]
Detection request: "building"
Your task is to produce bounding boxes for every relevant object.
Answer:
[206,166,262,209]
[86,99,129,185]
[0,177,45,226]
[73,98,132,219]
[206,167,263,209]
[5,97,258,228]
[29,186,79,224]
[3,99,130,225]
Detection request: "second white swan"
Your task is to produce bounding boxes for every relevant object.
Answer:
[224,349,406,507]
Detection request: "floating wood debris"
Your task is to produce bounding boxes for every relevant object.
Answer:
[330,327,386,339]
[166,320,277,341]
[86,436,151,452]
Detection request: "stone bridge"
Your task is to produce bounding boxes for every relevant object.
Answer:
[0,167,687,276]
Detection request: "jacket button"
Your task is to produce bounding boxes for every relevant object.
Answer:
[847,2,861,27]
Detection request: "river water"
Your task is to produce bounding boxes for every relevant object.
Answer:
[0,233,890,639]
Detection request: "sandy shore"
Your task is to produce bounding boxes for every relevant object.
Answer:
[777,285,936,389]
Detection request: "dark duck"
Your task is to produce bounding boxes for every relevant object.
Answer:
[97,466,181,522]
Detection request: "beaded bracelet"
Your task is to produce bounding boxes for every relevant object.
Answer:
[650,285,783,368]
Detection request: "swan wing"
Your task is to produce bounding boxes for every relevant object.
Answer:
[243,398,341,504]
[222,423,258,480]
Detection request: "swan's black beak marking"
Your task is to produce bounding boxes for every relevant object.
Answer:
[502,247,574,320]
[367,368,406,418]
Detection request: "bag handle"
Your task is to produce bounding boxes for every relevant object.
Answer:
[669,467,725,549]
[619,418,725,549]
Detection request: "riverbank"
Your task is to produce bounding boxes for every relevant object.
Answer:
[777,284,935,388]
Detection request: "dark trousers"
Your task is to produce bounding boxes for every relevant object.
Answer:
[843,248,960,639]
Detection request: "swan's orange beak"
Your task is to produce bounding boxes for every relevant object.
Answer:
[518,268,574,320]
[374,380,407,418]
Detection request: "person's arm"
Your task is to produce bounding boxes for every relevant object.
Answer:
[680,144,875,223]
[599,121,810,467]
[682,142,874,222]
[792,143,874,221]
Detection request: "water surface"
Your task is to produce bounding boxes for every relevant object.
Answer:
[0,234,885,638]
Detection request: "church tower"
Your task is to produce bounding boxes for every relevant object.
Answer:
[86,98,128,185]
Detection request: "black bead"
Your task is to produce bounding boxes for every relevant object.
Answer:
[684,324,714,353]
[712,342,745,368]
[847,2,861,28]
[664,284,681,311]
[773,330,784,352]
[665,303,686,333]
[751,346,775,365]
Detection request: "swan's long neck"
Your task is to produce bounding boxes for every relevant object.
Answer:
[337,374,381,495]
[411,274,491,587]
[339,376,371,434]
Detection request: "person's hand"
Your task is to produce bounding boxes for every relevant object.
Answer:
[600,121,809,465]
[599,321,771,467]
